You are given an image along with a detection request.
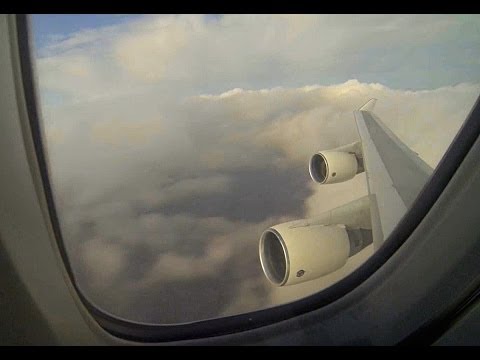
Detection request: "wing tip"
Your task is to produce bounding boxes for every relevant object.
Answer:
[359,98,377,112]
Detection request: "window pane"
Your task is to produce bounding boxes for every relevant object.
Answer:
[31,14,480,324]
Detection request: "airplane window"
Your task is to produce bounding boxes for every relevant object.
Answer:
[30,14,480,325]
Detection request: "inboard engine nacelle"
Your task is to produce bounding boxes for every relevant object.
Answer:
[259,196,373,286]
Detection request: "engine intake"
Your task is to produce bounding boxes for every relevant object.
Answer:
[259,223,351,286]
[309,151,359,184]
[259,196,373,286]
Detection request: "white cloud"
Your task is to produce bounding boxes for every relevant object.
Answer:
[35,14,480,107]
[91,116,164,146]
[140,235,235,285]
[113,15,203,82]
[80,237,127,288]
[43,79,479,322]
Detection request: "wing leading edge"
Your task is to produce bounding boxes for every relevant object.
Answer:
[354,99,433,250]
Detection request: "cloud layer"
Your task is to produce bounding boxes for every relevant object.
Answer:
[36,14,480,104]
[33,14,480,324]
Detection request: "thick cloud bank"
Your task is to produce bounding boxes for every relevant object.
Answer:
[33,14,480,323]
[41,81,478,323]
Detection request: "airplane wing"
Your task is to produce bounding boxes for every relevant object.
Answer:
[354,99,433,250]
[260,99,436,286]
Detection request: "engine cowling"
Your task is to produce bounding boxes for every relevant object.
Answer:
[259,196,374,287]
[309,151,359,184]
[259,222,351,286]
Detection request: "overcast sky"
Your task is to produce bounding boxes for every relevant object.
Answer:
[32,14,480,324]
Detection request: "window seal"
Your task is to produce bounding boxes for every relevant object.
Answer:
[15,13,480,343]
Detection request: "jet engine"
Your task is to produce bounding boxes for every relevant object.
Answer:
[259,196,373,286]
[309,141,364,184]
[259,223,350,286]
[309,151,358,184]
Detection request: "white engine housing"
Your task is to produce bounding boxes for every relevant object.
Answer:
[259,222,350,286]
[309,151,359,184]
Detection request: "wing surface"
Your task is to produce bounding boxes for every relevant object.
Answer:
[354,99,433,249]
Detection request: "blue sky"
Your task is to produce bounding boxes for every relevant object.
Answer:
[31,14,222,52]
[31,14,480,92]
[31,15,142,49]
